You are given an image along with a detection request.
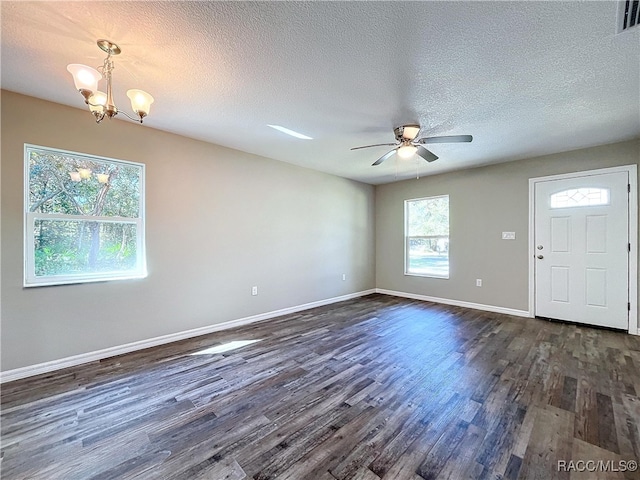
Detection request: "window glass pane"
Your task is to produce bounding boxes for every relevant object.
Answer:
[25,145,145,286]
[407,197,449,236]
[406,195,449,277]
[28,147,140,217]
[408,237,449,276]
[34,219,138,277]
[550,188,609,208]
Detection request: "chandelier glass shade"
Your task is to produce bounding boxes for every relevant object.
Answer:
[67,40,154,124]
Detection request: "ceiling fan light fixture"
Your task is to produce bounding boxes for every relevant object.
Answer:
[402,125,420,140]
[397,144,417,159]
[351,124,472,167]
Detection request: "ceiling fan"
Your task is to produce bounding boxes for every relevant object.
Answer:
[351,124,473,166]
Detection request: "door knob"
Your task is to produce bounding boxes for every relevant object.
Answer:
[537,254,544,259]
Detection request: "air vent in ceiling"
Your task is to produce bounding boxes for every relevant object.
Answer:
[619,0,640,32]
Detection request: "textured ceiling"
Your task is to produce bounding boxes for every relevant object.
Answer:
[2,1,639,184]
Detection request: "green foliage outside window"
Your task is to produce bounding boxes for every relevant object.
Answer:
[25,146,145,285]
[406,196,449,237]
[33,220,138,276]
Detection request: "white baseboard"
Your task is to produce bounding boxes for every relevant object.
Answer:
[375,288,532,318]
[0,289,376,384]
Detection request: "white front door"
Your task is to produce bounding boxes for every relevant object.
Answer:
[534,171,629,329]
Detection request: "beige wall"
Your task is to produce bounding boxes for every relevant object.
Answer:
[1,91,376,371]
[2,90,638,373]
[376,139,640,319]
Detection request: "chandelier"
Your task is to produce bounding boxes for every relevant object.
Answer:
[67,39,154,124]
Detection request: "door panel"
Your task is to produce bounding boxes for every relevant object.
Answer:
[550,266,569,303]
[534,171,629,329]
[550,217,570,252]
[585,268,606,307]
[585,215,606,253]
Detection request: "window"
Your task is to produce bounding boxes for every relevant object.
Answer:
[24,145,146,286]
[405,195,449,278]
[550,188,610,208]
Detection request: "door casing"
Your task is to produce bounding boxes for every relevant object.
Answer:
[528,165,638,334]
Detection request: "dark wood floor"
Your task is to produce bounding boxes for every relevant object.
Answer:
[2,294,640,479]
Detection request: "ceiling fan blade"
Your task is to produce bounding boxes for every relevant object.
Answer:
[372,149,397,166]
[417,135,473,144]
[350,143,398,151]
[416,146,438,163]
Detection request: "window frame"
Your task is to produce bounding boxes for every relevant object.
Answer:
[23,144,147,287]
[404,194,450,279]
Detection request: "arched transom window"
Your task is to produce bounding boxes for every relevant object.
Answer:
[550,188,610,208]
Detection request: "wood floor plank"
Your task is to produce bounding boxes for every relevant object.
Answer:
[520,404,575,480]
[329,399,425,480]
[415,418,470,479]
[264,403,391,480]
[434,422,486,480]
[474,400,527,476]
[1,294,639,480]
[349,466,381,480]
[575,376,601,447]
[569,438,627,480]
[376,393,466,479]
[237,399,370,477]
[504,454,523,480]
[169,455,247,480]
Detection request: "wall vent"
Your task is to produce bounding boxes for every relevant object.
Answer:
[619,0,640,32]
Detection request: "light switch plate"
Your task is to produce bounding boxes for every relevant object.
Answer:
[502,232,516,240]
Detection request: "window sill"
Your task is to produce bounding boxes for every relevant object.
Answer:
[404,272,450,279]
[24,272,148,288]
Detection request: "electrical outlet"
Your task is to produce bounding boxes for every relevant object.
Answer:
[476,279,482,287]
[342,274,346,281]
[251,286,258,296]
